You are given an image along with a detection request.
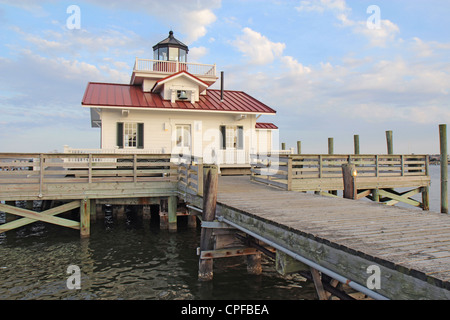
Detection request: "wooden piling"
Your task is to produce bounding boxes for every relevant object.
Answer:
[342,164,357,200]
[80,198,90,238]
[198,165,219,281]
[297,141,302,155]
[354,135,360,155]
[386,131,394,155]
[440,124,448,214]
[328,138,334,155]
[168,195,178,232]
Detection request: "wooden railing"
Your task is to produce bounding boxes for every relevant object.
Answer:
[176,156,204,196]
[134,58,217,77]
[251,154,430,191]
[0,153,177,200]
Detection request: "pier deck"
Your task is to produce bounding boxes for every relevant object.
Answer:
[184,176,450,300]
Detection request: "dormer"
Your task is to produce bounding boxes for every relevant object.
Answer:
[130,31,218,93]
[151,71,210,103]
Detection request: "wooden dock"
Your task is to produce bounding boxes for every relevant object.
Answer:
[203,176,450,300]
[1,152,449,300]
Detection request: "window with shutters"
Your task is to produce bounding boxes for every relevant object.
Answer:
[220,125,244,150]
[117,122,144,149]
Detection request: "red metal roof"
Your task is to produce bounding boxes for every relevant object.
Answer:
[82,82,276,114]
[256,123,278,130]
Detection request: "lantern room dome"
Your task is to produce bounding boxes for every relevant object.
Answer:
[153,31,189,62]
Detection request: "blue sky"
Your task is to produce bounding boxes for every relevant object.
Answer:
[0,0,449,154]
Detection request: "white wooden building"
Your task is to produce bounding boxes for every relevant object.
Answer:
[68,31,283,172]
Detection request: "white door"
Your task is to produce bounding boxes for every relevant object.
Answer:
[175,125,192,157]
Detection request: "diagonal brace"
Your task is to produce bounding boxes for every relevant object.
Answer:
[0,201,80,233]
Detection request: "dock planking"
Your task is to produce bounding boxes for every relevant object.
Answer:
[209,176,450,300]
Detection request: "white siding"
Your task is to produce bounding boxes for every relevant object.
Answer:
[100,108,258,163]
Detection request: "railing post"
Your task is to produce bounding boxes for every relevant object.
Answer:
[197,158,204,196]
[88,154,93,183]
[39,154,44,198]
[133,154,137,183]
[440,124,448,214]
[287,156,293,191]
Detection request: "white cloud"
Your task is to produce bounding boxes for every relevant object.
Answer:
[87,0,221,44]
[281,56,312,75]
[232,27,286,65]
[188,46,209,63]
[296,0,350,13]
[297,0,400,47]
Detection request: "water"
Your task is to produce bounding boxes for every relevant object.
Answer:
[0,212,316,300]
[0,165,448,300]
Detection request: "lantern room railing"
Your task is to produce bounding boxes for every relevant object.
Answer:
[134,58,217,78]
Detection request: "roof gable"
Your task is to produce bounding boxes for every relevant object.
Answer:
[151,70,209,93]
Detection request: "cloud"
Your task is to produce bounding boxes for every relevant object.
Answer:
[188,46,209,62]
[296,0,349,13]
[86,0,221,44]
[232,27,286,65]
[297,0,400,47]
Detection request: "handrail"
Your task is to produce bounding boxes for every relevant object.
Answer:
[134,58,217,77]
[0,153,177,198]
[251,154,430,191]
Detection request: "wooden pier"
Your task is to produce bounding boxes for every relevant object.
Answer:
[1,152,449,300]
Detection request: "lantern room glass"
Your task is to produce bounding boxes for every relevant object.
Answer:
[154,47,187,62]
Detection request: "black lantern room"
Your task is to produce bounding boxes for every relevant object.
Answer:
[153,31,189,63]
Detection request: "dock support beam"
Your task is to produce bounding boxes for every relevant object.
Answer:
[80,198,90,238]
[198,165,218,281]
[168,195,178,232]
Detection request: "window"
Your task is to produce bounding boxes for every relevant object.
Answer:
[117,122,144,149]
[220,125,244,150]
[169,47,178,61]
[124,123,137,147]
[158,47,168,61]
[179,49,187,62]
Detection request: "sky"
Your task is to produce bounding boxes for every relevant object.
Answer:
[0,0,449,154]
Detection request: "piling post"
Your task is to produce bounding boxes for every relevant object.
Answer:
[328,138,334,155]
[297,141,302,155]
[342,164,357,200]
[198,165,219,281]
[80,198,90,238]
[440,124,448,214]
[386,131,394,155]
[168,195,178,232]
[354,135,360,155]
